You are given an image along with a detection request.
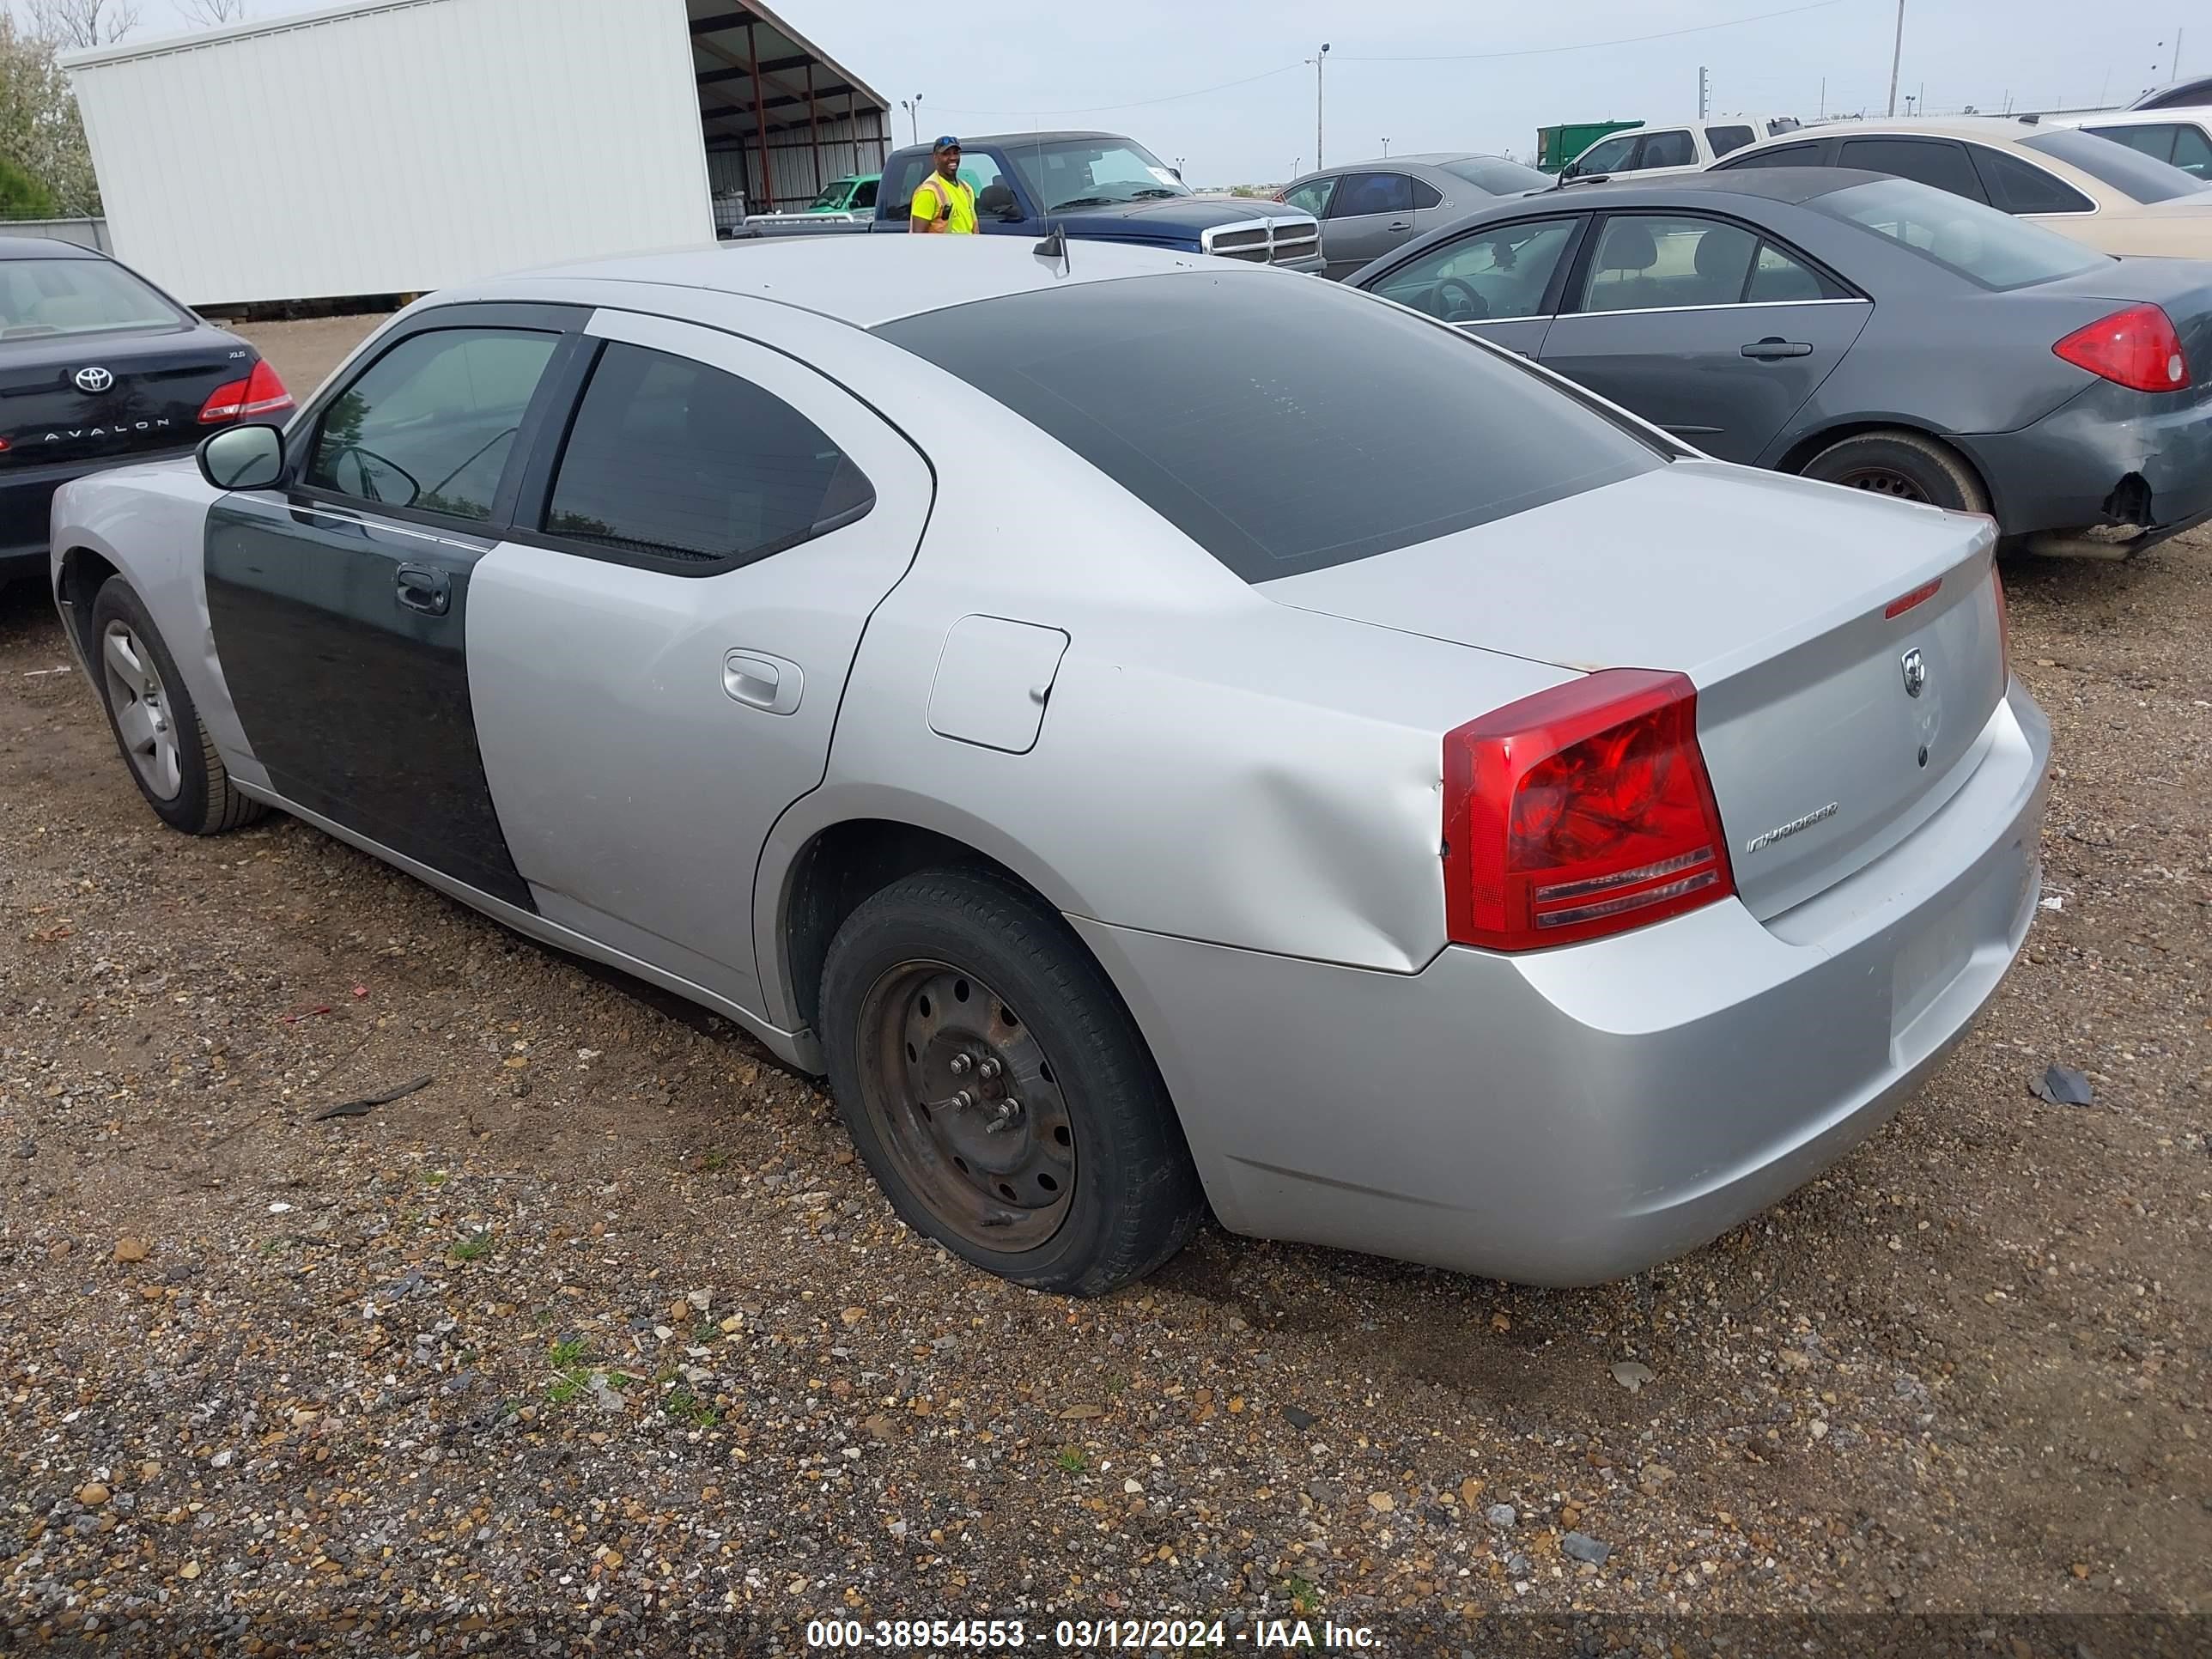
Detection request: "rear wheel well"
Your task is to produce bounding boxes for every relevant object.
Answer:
[783,820,1060,1032]
[57,548,119,660]
[1778,422,1992,507]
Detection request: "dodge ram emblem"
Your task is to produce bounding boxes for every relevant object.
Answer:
[1900,647,1927,699]
[74,366,114,393]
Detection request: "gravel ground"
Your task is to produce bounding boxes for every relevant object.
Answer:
[2,323,2208,1649]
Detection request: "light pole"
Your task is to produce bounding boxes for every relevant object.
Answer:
[1380,137,1390,156]
[1885,0,1905,116]
[1309,42,1330,172]
[900,95,924,147]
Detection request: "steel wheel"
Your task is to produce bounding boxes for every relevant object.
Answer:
[854,958,1077,1252]
[1830,466,1930,504]
[100,619,183,801]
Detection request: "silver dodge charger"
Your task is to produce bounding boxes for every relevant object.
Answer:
[48,237,2049,1295]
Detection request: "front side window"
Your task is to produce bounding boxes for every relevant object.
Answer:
[1580,215,1759,312]
[306,326,557,520]
[0,256,185,339]
[1370,216,1579,322]
[1330,173,1416,216]
[1282,177,1335,217]
[542,342,872,572]
[1838,137,1989,203]
[1002,137,1188,212]
[1572,134,1637,174]
[853,178,879,210]
[1817,176,2106,290]
[1634,130,1697,170]
[876,272,1659,582]
[2021,128,2209,201]
[1706,125,1757,156]
[1969,146,2095,214]
[2172,125,2212,179]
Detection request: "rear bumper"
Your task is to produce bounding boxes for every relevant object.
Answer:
[1957,380,2212,544]
[2,445,202,567]
[1076,681,2050,1286]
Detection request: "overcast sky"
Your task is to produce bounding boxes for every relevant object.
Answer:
[86,0,2207,182]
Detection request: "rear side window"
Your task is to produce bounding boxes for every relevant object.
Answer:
[1634,130,1697,169]
[1838,137,1988,203]
[1706,125,1756,157]
[1970,147,2094,214]
[2021,128,2209,202]
[307,326,558,520]
[1715,140,1825,170]
[1331,173,1415,216]
[1817,177,2106,290]
[1409,177,1443,210]
[875,274,1658,581]
[541,341,873,573]
[1439,156,1552,194]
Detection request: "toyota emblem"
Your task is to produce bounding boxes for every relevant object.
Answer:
[1900,647,1927,699]
[74,366,114,393]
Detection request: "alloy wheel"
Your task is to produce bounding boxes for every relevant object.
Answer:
[1832,466,1929,504]
[100,621,184,801]
[855,959,1077,1251]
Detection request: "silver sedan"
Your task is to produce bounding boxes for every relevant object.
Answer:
[50,238,2048,1295]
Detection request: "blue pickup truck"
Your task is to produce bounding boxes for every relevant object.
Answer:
[737,131,1323,273]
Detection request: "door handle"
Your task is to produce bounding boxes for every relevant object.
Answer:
[1741,338,1814,360]
[394,563,449,616]
[1387,221,1412,232]
[722,649,804,715]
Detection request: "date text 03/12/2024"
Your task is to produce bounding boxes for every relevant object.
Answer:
[804,1619,1381,1650]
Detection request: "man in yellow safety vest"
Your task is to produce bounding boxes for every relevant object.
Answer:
[909,136,978,234]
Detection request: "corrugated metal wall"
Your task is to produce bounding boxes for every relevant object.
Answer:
[704,107,891,211]
[68,0,714,304]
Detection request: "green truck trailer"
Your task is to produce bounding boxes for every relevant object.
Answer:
[1535,120,1640,173]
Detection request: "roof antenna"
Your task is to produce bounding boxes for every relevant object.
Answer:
[1033,221,1071,275]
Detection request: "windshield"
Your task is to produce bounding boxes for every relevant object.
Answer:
[807,179,856,210]
[876,273,1658,582]
[0,256,185,339]
[1001,138,1191,212]
[1817,177,2107,289]
[1439,156,1551,195]
[2021,129,2210,203]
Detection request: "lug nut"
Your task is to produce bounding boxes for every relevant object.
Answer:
[949,1054,972,1076]
[978,1057,1001,1081]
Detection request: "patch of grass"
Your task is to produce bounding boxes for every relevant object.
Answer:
[665,1388,717,1428]
[692,1318,721,1345]
[700,1148,728,1172]
[1284,1575,1318,1613]
[258,1237,288,1256]
[1055,1446,1087,1473]
[603,1371,635,1394]
[1103,1371,1129,1395]
[423,1169,448,1188]
[449,1236,491,1262]
[545,1369,589,1406]
[547,1337,588,1369]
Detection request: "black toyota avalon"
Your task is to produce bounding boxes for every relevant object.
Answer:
[0,236,289,574]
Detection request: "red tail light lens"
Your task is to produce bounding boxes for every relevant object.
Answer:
[1443,669,1736,951]
[198,359,294,423]
[2052,304,2191,393]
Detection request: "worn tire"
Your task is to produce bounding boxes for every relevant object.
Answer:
[88,577,265,836]
[1800,429,1989,514]
[819,866,1205,1296]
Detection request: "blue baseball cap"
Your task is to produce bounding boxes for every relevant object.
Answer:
[932,134,960,152]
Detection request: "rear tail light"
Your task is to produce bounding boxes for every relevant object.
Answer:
[2052,304,2191,392]
[198,359,293,423]
[1443,669,1736,951]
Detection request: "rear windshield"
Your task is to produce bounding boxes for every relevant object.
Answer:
[1815,177,2107,290]
[1440,156,1552,196]
[876,272,1659,581]
[0,256,184,339]
[2021,128,2210,203]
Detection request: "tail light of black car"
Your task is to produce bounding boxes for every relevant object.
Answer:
[198,360,293,424]
[1443,669,1737,951]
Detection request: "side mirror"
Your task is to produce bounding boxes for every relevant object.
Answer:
[198,422,285,492]
[1560,161,1581,180]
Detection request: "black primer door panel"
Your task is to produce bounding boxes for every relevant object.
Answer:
[205,498,532,908]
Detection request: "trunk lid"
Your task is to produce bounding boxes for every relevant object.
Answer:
[0,327,249,466]
[1261,460,2008,920]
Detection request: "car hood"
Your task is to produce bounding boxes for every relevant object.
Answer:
[1049,196,1309,230]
